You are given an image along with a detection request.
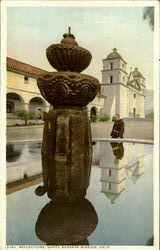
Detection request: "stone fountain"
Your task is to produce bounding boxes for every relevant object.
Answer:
[35,27,100,204]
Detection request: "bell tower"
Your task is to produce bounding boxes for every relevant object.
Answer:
[101,48,127,91]
[101,48,128,118]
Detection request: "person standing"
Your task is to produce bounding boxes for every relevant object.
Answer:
[110,114,124,138]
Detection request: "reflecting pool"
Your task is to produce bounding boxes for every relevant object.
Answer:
[6,141,153,245]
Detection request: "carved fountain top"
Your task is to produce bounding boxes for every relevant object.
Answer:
[37,28,100,107]
[61,27,78,46]
[46,27,92,73]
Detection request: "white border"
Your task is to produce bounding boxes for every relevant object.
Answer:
[1,1,159,250]
[0,2,7,250]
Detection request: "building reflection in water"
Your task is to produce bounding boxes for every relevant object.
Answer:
[6,142,42,185]
[6,143,23,162]
[99,142,145,204]
[100,142,126,204]
[28,142,41,154]
[35,198,98,245]
[125,143,145,184]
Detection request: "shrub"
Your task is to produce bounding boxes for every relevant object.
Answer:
[99,114,110,122]
[90,114,98,122]
[146,112,154,119]
[112,116,116,122]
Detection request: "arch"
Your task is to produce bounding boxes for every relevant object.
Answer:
[28,97,45,113]
[6,92,24,113]
[90,107,98,117]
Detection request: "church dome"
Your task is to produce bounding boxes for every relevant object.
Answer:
[132,68,143,78]
[104,192,121,204]
[106,48,123,60]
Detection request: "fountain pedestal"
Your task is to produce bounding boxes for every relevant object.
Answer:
[35,28,100,203]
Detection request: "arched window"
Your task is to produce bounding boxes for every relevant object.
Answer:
[110,62,113,70]
[110,76,113,83]
[133,107,136,118]
[90,107,98,122]
[133,93,136,98]
[122,63,124,69]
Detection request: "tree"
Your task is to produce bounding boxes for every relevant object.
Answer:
[143,7,154,31]
[16,110,35,126]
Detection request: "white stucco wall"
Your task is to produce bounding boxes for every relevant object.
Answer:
[119,85,128,118]
[101,85,116,118]
[101,181,125,194]
[7,70,49,106]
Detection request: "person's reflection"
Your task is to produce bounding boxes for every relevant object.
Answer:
[110,142,124,162]
[6,143,23,162]
[35,198,98,245]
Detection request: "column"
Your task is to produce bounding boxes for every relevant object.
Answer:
[44,105,50,112]
[22,103,29,112]
[87,108,91,119]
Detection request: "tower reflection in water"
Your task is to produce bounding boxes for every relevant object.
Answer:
[35,198,98,245]
[99,142,145,204]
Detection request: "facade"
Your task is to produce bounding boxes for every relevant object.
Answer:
[7,57,105,125]
[101,48,145,119]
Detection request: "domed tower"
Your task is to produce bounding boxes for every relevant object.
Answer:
[102,48,127,86]
[132,68,145,93]
[127,67,145,118]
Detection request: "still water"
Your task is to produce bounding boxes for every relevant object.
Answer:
[6,141,153,245]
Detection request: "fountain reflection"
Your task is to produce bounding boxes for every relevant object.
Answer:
[35,198,98,245]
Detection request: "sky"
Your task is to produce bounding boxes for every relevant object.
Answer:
[7,5,154,90]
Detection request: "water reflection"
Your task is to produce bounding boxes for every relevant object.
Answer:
[99,142,145,204]
[126,159,144,184]
[35,198,98,245]
[7,142,42,184]
[28,142,41,153]
[100,142,126,204]
[6,143,23,162]
[110,142,124,160]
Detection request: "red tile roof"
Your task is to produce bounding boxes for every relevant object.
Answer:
[7,57,48,76]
